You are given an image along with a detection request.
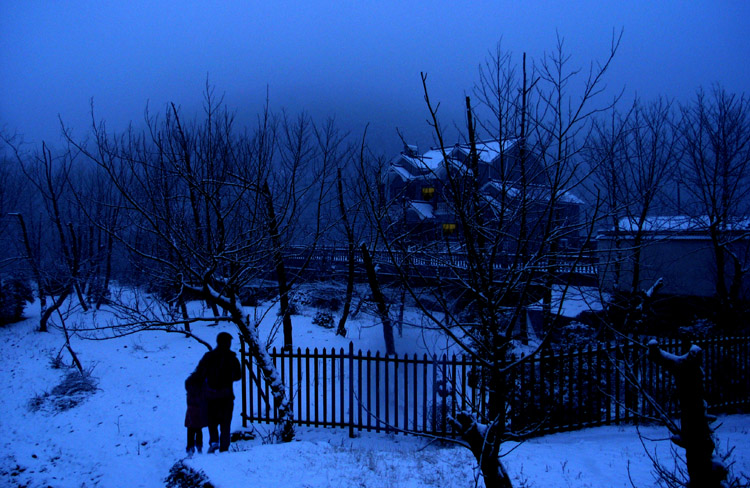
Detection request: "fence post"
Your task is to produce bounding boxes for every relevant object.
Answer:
[240,335,247,428]
[349,341,354,438]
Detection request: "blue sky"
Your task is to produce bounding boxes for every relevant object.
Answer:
[1,1,748,153]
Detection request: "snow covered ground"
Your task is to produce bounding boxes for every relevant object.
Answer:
[1,294,748,487]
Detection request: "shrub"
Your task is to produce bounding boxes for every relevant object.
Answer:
[557,322,596,349]
[312,311,335,329]
[49,354,66,370]
[0,276,33,325]
[427,377,454,433]
[277,301,300,317]
[307,293,341,312]
[164,461,214,488]
[29,369,98,413]
[230,429,255,442]
[678,318,717,340]
[291,284,346,311]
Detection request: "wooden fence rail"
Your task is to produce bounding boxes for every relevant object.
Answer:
[240,336,750,438]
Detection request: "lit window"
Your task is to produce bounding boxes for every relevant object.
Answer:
[442,223,457,235]
[421,187,435,200]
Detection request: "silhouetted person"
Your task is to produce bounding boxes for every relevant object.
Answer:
[184,370,208,456]
[195,332,242,453]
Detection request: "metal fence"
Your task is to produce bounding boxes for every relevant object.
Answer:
[240,336,750,438]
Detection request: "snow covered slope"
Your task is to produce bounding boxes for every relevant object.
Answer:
[1,299,747,487]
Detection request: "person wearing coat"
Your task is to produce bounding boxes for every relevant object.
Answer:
[184,370,208,456]
[194,331,242,453]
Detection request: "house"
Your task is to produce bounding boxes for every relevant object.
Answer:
[596,216,750,299]
[384,140,584,249]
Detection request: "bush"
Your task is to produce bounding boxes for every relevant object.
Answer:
[292,285,345,311]
[557,322,596,349]
[277,301,300,317]
[307,294,341,312]
[29,369,98,413]
[164,461,214,488]
[427,377,454,433]
[49,354,66,370]
[678,318,717,340]
[0,276,33,325]
[312,311,335,329]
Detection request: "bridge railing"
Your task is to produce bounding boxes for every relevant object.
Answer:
[283,246,598,277]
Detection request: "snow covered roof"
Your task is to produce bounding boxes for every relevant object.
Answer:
[393,140,522,179]
[603,215,750,236]
[481,181,583,205]
[452,139,517,163]
[616,215,707,233]
[389,164,413,181]
[559,191,584,205]
[418,149,447,171]
[392,149,451,175]
[408,201,435,220]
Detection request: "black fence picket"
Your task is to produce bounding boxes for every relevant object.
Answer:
[240,336,750,438]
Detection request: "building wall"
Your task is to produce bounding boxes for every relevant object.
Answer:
[597,235,750,298]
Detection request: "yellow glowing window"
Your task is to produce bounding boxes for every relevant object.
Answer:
[442,223,457,235]
[421,187,435,200]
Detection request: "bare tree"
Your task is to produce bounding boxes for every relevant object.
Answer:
[234,107,340,351]
[588,97,682,334]
[360,35,619,488]
[331,128,364,337]
[622,99,681,292]
[65,91,307,441]
[335,165,356,337]
[0,140,25,271]
[679,86,750,326]
[3,139,100,331]
[585,100,631,296]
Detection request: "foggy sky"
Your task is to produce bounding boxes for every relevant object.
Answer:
[2,1,748,155]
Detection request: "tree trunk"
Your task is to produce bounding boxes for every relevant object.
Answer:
[238,321,295,441]
[335,167,354,337]
[631,232,643,294]
[360,244,395,355]
[40,287,72,333]
[14,213,48,332]
[397,285,406,337]
[200,284,294,441]
[262,181,293,351]
[95,232,114,310]
[648,341,728,487]
[180,300,190,333]
[453,412,513,488]
[207,301,220,326]
[336,242,355,337]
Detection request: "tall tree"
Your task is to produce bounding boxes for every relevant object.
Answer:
[66,91,305,441]
[4,139,97,330]
[680,86,750,324]
[364,35,619,488]
[589,98,680,302]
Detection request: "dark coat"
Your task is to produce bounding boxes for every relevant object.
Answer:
[195,346,242,400]
[184,373,209,428]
